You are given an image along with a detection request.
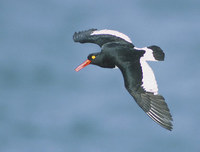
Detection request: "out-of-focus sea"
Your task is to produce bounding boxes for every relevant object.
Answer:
[1,0,200,151]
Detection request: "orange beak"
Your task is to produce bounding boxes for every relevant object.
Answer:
[75,59,91,72]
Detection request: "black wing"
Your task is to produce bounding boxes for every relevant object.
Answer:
[73,29,134,47]
[130,90,173,130]
[120,61,173,130]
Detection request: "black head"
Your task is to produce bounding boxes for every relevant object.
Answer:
[87,52,101,65]
[88,52,115,68]
[75,52,115,72]
[75,52,101,72]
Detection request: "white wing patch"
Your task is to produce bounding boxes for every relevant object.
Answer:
[140,59,158,95]
[91,29,132,43]
[138,47,159,95]
[134,46,159,94]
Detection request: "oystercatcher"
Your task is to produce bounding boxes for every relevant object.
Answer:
[73,29,173,131]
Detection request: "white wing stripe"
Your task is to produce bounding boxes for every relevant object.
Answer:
[91,29,132,43]
[138,46,159,94]
[140,58,158,95]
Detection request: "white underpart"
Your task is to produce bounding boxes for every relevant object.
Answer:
[136,47,158,95]
[91,29,132,43]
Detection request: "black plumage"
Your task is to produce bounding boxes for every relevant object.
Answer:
[73,29,173,131]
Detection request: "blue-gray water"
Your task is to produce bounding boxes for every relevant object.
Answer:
[1,0,200,151]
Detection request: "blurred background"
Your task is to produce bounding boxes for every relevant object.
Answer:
[1,0,200,151]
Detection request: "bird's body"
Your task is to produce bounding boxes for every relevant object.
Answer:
[73,29,173,131]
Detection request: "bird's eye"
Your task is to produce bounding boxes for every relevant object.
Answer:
[91,55,96,59]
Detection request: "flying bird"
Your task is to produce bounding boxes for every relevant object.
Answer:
[73,29,173,131]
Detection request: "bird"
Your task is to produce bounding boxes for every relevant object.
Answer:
[73,29,173,131]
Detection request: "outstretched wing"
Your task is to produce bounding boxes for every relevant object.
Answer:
[117,47,173,130]
[73,29,134,47]
[130,90,173,130]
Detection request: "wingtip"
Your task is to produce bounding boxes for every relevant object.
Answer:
[73,28,98,43]
[163,122,173,131]
[147,111,173,131]
[132,92,173,131]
